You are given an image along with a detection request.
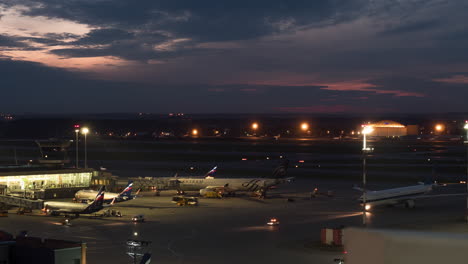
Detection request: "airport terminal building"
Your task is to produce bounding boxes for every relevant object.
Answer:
[0,166,115,199]
[0,140,117,198]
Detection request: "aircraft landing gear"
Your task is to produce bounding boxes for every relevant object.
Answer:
[405,200,415,208]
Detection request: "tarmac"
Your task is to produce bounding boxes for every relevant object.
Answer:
[1,179,468,264]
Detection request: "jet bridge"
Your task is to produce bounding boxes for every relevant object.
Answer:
[0,195,44,210]
[129,177,179,191]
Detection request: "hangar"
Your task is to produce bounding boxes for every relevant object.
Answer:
[369,120,407,137]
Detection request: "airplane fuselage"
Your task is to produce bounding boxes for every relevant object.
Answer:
[360,184,433,207]
[168,177,281,193]
[43,201,102,215]
[75,190,120,202]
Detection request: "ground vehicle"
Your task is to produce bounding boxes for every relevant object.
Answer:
[267,218,280,226]
[61,218,72,226]
[132,214,145,223]
[172,196,199,206]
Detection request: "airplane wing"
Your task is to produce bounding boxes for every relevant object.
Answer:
[103,198,116,207]
[409,193,467,200]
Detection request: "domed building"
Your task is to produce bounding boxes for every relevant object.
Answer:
[369,120,407,137]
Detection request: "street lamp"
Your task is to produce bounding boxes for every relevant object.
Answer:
[81,127,89,169]
[252,122,259,130]
[191,129,198,136]
[300,122,309,132]
[74,126,80,169]
[464,121,468,222]
[361,125,374,226]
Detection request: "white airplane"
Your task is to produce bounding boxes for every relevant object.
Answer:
[75,181,137,203]
[354,181,465,210]
[43,186,106,216]
[167,160,292,197]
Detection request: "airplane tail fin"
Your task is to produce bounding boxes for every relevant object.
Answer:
[118,181,134,198]
[205,166,217,177]
[88,186,105,209]
[270,159,289,178]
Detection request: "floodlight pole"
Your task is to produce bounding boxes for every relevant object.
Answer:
[361,127,374,226]
[75,130,79,169]
[362,136,367,226]
[84,133,88,169]
[464,124,468,223]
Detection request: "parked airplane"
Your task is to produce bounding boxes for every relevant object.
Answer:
[354,181,464,210]
[43,186,105,216]
[168,160,292,197]
[75,181,137,203]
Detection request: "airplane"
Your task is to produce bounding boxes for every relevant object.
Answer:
[167,160,292,197]
[75,181,137,203]
[354,180,465,210]
[43,186,106,217]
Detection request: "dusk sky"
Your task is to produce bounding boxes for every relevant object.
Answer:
[1,0,467,114]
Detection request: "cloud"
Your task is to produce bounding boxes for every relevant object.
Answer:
[0,34,28,47]
[73,28,136,45]
[276,105,365,113]
[320,81,425,97]
[378,19,440,35]
[433,74,468,84]
[5,0,370,42]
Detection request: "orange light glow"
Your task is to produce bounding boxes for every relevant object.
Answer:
[435,124,444,132]
[251,122,259,130]
[300,122,309,131]
[192,129,198,136]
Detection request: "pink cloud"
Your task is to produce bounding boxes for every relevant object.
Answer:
[320,81,425,97]
[433,75,468,84]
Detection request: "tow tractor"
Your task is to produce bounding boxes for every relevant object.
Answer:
[172,196,199,206]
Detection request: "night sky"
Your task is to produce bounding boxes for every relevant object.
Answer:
[1,0,467,114]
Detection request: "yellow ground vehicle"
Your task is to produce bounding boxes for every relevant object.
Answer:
[172,196,199,206]
[203,191,223,198]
